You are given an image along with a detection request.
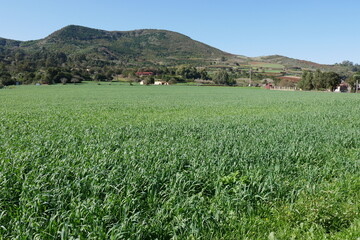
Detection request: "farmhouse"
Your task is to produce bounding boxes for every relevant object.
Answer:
[139,80,169,85]
[334,82,349,92]
[154,81,169,85]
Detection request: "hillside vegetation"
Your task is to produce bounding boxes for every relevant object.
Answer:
[2,25,230,66]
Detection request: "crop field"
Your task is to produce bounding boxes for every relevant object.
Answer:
[250,62,285,69]
[263,70,284,74]
[0,83,359,239]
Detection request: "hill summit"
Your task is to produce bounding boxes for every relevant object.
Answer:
[3,25,230,65]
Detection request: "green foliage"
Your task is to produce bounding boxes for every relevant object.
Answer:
[94,73,108,82]
[335,60,360,72]
[324,72,341,91]
[348,72,360,91]
[0,85,359,239]
[299,70,314,90]
[0,67,14,86]
[142,76,155,85]
[199,68,209,80]
[213,69,235,85]
[272,175,359,237]
[299,70,341,91]
[176,65,201,80]
[313,69,326,89]
[49,25,111,41]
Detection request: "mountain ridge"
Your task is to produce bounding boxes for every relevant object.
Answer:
[0,25,347,70]
[0,25,232,66]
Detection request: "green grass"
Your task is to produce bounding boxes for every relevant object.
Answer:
[0,84,359,239]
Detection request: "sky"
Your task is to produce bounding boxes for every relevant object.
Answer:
[1,0,359,64]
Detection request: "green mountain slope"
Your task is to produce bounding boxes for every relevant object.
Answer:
[2,25,231,66]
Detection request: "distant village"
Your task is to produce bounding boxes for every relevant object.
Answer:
[133,70,355,93]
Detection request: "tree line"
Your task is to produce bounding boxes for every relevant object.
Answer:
[0,53,241,87]
[298,70,342,91]
[298,69,360,92]
[1,46,358,89]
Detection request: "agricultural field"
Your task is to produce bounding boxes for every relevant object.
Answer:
[0,83,359,239]
[250,62,285,69]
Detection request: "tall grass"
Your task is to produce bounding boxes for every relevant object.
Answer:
[0,84,359,239]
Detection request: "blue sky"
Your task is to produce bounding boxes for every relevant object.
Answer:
[1,0,359,64]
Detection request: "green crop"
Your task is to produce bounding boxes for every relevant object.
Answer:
[0,83,359,239]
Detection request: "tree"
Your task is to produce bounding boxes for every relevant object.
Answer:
[305,71,314,90]
[45,53,59,67]
[142,76,155,85]
[214,69,235,85]
[94,73,107,82]
[324,72,341,91]
[299,71,314,90]
[45,67,61,84]
[22,72,36,84]
[56,52,68,64]
[349,72,360,92]
[60,77,68,85]
[176,65,200,80]
[0,65,14,86]
[71,78,81,84]
[168,78,177,85]
[313,69,325,90]
[199,68,209,80]
[337,60,354,67]
[0,72,14,86]
[14,50,25,62]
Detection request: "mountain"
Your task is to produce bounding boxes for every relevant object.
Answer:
[1,25,231,66]
[0,25,354,75]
